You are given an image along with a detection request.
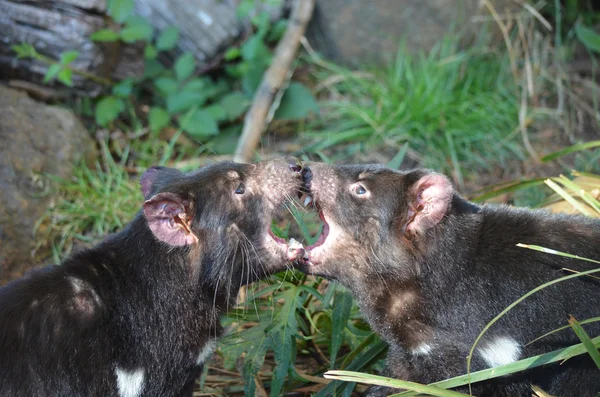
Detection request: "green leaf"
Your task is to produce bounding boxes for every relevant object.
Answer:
[166,91,206,114]
[274,83,319,120]
[242,62,266,96]
[325,370,472,397]
[57,68,73,87]
[180,78,207,93]
[251,11,271,38]
[174,52,196,82]
[179,109,219,138]
[148,107,170,132]
[95,96,125,126]
[154,77,179,96]
[143,59,165,79]
[144,45,158,60]
[219,92,250,120]
[330,290,353,367]
[120,16,154,43]
[43,64,62,83]
[568,316,600,370]
[59,50,79,65]
[268,19,288,42]
[107,0,135,24]
[90,29,120,42]
[575,23,600,54]
[224,47,241,61]
[156,27,180,51]
[541,140,600,162]
[387,143,409,170]
[112,78,134,98]
[204,105,227,122]
[236,0,254,19]
[241,35,270,61]
[13,43,38,59]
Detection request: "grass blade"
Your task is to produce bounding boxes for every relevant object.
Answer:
[323,370,470,397]
[568,316,600,370]
[541,140,600,162]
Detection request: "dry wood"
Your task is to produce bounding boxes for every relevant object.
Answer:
[233,0,316,163]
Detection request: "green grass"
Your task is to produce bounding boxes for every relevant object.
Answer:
[35,142,140,262]
[304,38,525,185]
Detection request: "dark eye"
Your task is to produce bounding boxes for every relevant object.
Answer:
[354,185,367,195]
[235,183,245,195]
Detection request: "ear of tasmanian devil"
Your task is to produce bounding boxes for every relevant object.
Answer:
[140,166,184,200]
[405,173,453,235]
[143,192,199,246]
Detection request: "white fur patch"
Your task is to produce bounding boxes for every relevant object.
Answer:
[115,367,145,397]
[196,340,217,365]
[478,337,521,368]
[412,343,433,356]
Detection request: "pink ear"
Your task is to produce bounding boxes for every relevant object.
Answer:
[143,192,198,246]
[405,173,453,235]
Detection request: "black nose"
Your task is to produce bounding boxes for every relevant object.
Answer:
[301,166,312,186]
[286,157,303,173]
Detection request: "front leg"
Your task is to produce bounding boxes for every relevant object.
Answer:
[175,365,203,397]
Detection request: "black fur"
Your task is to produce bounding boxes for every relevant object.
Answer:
[300,163,600,397]
[0,159,304,396]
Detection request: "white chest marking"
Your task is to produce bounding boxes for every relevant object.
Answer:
[196,340,217,365]
[115,367,145,397]
[478,336,521,368]
[412,343,433,356]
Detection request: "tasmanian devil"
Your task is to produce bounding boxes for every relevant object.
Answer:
[297,163,600,397]
[0,159,308,396]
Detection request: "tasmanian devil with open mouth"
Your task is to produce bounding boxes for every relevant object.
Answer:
[0,158,308,396]
[296,162,600,397]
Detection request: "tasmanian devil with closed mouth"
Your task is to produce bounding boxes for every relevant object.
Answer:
[0,158,309,396]
[296,163,600,397]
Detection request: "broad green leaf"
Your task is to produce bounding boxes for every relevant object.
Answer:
[224,47,241,61]
[203,104,227,122]
[330,290,353,367]
[575,24,600,54]
[90,29,120,42]
[219,92,250,120]
[148,107,170,132]
[156,27,180,51]
[166,91,206,114]
[206,125,241,154]
[242,62,266,96]
[44,64,61,83]
[252,11,271,38]
[274,83,319,120]
[241,35,269,61]
[60,50,79,65]
[268,19,288,42]
[236,0,254,19]
[95,96,125,126]
[154,77,179,96]
[174,52,196,82]
[143,59,165,79]
[13,43,38,59]
[57,68,73,87]
[107,0,135,24]
[112,78,134,98]
[180,78,207,93]
[144,45,158,60]
[179,109,218,137]
[120,16,153,43]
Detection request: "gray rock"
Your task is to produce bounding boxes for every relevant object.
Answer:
[307,0,521,65]
[0,85,96,284]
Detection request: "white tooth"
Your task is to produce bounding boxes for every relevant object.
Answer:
[303,196,312,206]
[289,238,304,250]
